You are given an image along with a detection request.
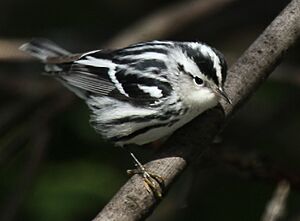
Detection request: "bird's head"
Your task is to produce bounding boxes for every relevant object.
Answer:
[173,42,231,110]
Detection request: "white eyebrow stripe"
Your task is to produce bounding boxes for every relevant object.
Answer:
[200,45,222,85]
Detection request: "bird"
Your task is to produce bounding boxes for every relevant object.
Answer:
[20,39,231,197]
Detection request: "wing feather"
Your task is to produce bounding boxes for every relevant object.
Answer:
[21,39,173,105]
[54,51,173,105]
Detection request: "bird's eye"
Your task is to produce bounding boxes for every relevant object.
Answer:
[194,76,204,86]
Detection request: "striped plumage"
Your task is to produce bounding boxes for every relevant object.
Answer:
[20,39,229,146]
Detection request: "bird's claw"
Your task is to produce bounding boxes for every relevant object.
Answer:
[127,167,165,198]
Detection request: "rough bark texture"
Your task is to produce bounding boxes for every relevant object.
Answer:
[93,1,300,220]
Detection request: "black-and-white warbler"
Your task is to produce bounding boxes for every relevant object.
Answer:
[20,39,231,196]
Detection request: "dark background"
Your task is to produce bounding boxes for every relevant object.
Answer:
[0,0,300,220]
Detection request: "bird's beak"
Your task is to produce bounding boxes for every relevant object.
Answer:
[216,87,232,104]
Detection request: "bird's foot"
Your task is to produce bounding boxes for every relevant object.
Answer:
[127,165,165,198]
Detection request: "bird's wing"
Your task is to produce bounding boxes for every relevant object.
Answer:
[57,50,173,105]
[21,39,173,105]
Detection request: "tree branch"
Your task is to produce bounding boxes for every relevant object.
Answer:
[93,0,300,220]
[0,39,29,61]
[261,181,290,221]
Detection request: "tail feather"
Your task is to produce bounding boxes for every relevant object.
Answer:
[20,38,73,74]
[19,38,70,62]
[20,38,89,99]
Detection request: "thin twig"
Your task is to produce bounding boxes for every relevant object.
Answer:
[261,181,290,221]
[0,74,59,97]
[0,126,50,221]
[94,0,300,220]
[215,147,300,189]
[0,39,30,61]
[106,0,236,48]
[0,88,65,137]
[0,0,235,61]
[0,91,74,221]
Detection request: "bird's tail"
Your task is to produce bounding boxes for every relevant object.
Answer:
[20,38,89,99]
[19,38,70,62]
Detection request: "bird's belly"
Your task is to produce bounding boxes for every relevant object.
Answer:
[118,109,201,146]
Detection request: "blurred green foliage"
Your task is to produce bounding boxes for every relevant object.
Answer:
[25,160,123,221]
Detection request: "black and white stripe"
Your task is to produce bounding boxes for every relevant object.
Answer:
[21,39,227,146]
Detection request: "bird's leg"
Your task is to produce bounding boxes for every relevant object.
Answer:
[125,149,165,198]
